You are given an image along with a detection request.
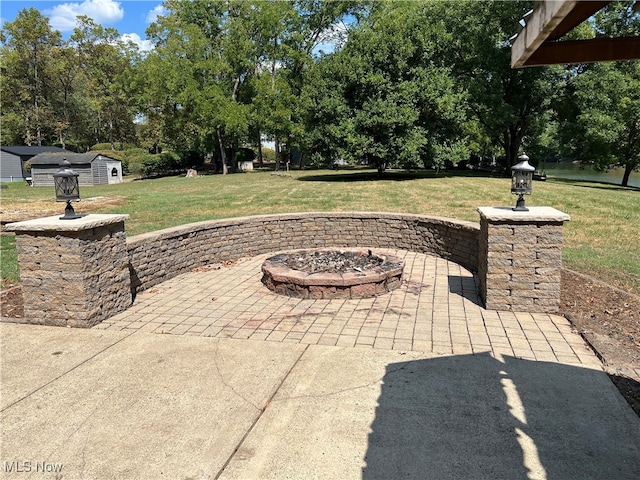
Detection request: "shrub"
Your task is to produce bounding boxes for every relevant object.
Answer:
[91,143,113,151]
[53,141,79,152]
[306,152,329,169]
[92,149,126,161]
[258,147,276,164]
[140,152,201,177]
[178,150,205,169]
[91,142,138,151]
[236,147,256,163]
[123,148,148,158]
[81,148,203,178]
[117,148,168,176]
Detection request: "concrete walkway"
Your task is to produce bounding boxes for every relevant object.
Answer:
[1,251,639,479]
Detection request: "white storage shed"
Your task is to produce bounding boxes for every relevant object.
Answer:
[30,153,123,187]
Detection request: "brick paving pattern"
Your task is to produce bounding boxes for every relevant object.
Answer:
[96,251,601,367]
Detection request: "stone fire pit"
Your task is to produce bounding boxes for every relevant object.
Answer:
[261,248,405,299]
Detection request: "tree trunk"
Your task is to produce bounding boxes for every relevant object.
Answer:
[232,77,240,102]
[229,141,237,174]
[257,131,264,167]
[109,116,115,150]
[35,119,42,146]
[622,161,633,187]
[503,127,522,168]
[95,111,101,146]
[33,47,42,147]
[217,129,228,175]
[275,136,281,171]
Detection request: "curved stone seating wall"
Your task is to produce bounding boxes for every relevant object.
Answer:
[7,208,569,327]
[126,212,480,294]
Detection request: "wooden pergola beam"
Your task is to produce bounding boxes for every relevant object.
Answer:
[512,0,579,68]
[545,1,611,40]
[511,0,620,68]
[524,36,640,66]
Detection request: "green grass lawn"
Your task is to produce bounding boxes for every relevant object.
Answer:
[0,234,18,285]
[2,168,639,295]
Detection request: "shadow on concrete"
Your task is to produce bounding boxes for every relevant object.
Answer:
[363,353,640,480]
[448,274,482,307]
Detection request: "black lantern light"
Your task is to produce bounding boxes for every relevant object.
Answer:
[53,158,83,220]
[511,153,535,211]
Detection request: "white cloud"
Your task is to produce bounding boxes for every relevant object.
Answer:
[45,0,124,32]
[121,32,153,52]
[146,4,167,24]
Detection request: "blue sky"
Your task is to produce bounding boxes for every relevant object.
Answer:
[1,0,346,54]
[1,0,165,51]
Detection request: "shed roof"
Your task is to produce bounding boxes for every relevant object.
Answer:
[30,152,120,166]
[1,146,67,156]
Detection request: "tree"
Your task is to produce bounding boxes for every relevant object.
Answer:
[557,1,640,187]
[301,0,566,173]
[301,1,468,174]
[1,8,61,145]
[429,0,563,168]
[563,62,640,186]
[142,0,368,172]
[1,8,141,150]
[140,14,206,153]
[70,17,138,149]
[143,1,262,171]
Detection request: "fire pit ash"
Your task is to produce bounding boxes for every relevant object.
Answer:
[261,248,405,299]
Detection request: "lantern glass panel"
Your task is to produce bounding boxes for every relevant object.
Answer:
[53,160,80,202]
[511,170,532,194]
[510,155,534,196]
[54,175,79,200]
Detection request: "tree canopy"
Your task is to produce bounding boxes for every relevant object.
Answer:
[557,2,640,187]
[1,0,638,185]
[302,1,469,173]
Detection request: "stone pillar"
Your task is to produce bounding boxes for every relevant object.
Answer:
[477,207,570,314]
[6,214,131,328]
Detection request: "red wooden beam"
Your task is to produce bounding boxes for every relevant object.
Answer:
[525,37,640,66]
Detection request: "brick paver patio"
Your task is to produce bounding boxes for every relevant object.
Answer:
[96,250,600,367]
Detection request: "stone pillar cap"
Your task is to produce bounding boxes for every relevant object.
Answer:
[5,214,129,232]
[477,206,570,222]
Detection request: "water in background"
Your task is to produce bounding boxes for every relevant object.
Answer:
[541,162,639,188]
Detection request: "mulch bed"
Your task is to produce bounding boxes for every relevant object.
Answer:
[559,269,640,416]
[0,284,23,319]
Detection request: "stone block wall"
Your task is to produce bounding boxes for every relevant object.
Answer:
[6,209,571,327]
[127,212,480,294]
[478,207,570,314]
[6,215,131,327]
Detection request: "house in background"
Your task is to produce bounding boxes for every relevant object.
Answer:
[30,152,123,187]
[0,146,68,183]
